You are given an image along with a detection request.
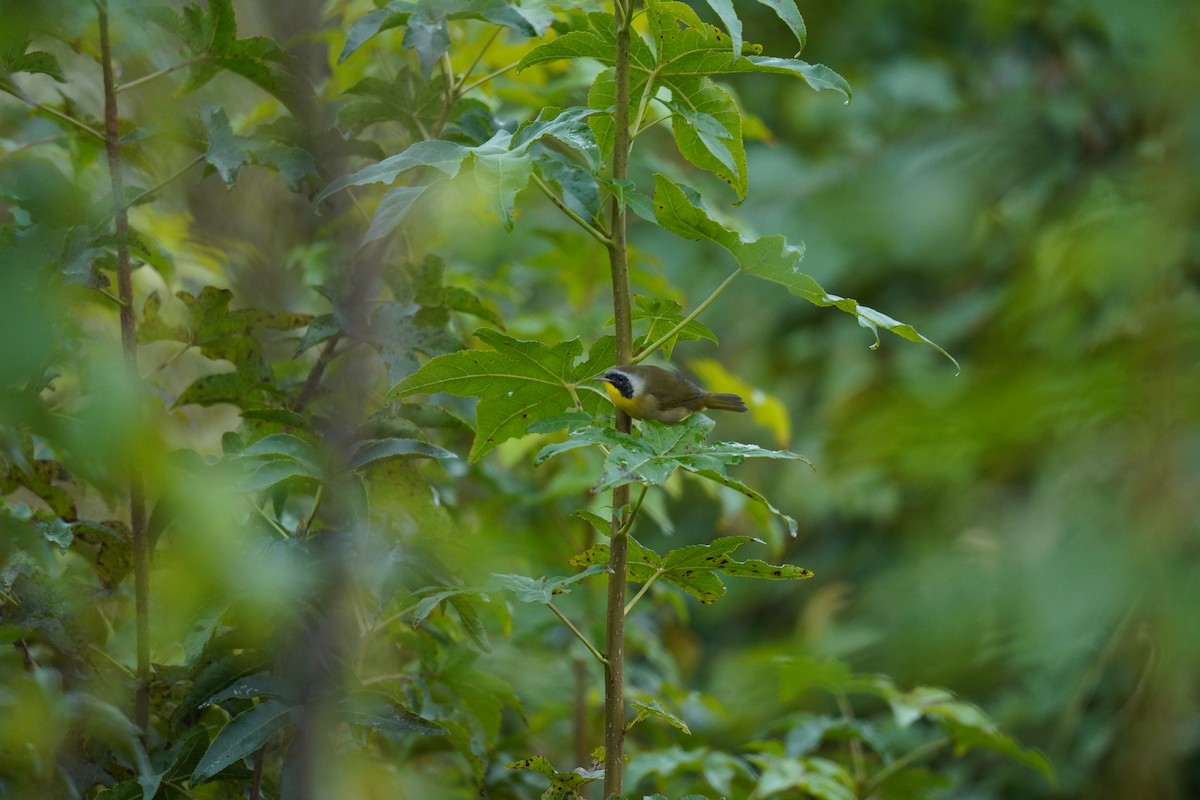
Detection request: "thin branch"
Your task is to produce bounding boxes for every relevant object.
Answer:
[0,133,68,164]
[297,484,324,539]
[249,500,291,540]
[115,56,207,93]
[125,154,206,208]
[632,267,742,363]
[458,60,521,96]
[453,27,502,95]
[20,95,105,140]
[837,693,867,784]
[863,737,950,797]
[99,0,150,738]
[531,172,613,246]
[623,570,662,616]
[547,601,608,666]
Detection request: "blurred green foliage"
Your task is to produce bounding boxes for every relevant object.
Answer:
[0,0,1196,798]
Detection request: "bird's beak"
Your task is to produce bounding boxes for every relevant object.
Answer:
[592,375,608,383]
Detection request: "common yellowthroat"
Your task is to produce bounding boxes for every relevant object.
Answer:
[596,365,748,423]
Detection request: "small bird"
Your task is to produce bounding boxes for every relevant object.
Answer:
[595,364,748,424]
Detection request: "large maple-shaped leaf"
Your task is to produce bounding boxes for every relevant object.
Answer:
[572,534,813,605]
[389,330,614,462]
[651,175,960,371]
[536,414,810,536]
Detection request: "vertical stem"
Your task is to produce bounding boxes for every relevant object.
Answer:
[99,0,150,736]
[603,1,635,796]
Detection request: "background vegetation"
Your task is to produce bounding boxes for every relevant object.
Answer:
[1,0,1196,798]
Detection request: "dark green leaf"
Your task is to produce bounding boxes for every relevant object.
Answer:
[652,175,959,371]
[192,699,292,784]
[350,437,457,469]
[390,330,613,462]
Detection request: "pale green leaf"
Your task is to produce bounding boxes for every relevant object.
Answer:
[488,563,611,604]
[631,699,692,735]
[363,184,429,243]
[315,140,468,204]
[201,106,249,186]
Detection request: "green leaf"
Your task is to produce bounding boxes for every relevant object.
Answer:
[364,184,429,243]
[747,753,856,800]
[471,131,531,230]
[506,754,604,797]
[350,437,457,469]
[752,0,807,54]
[629,295,718,359]
[631,699,692,735]
[201,106,249,186]
[238,457,321,493]
[240,433,319,465]
[191,699,292,784]
[338,8,394,64]
[403,7,449,79]
[340,692,447,737]
[488,563,611,604]
[667,78,746,197]
[294,313,340,356]
[651,176,959,371]
[886,686,1054,783]
[573,535,810,605]
[699,0,742,54]
[315,140,468,204]
[339,0,548,64]
[389,330,613,462]
[537,415,808,536]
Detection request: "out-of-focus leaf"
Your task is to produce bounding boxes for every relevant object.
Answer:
[572,535,811,605]
[488,563,611,604]
[631,699,692,735]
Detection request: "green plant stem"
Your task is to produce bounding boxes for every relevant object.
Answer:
[863,736,950,797]
[837,692,867,784]
[458,61,521,95]
[603,0,636,795]
[250,500,291,540]
[20,94,105,140]
[617,484,648,535]
[0,133,68,164]
[115,56,206,93]
[547,601,608,666]
[623,571,661,616]
[125,154,205,208]
[297,484,324,539]
[532,172,613,247]
[632,267,742,363]
[99,0,150,739]
[453,27,502,94]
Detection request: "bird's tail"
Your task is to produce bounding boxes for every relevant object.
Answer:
[703,392,748,413]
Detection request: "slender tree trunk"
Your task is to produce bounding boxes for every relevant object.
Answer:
[98,0,150,737]
[603,1,636,795]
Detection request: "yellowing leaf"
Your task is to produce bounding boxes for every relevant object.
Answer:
[687,358,791,447]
